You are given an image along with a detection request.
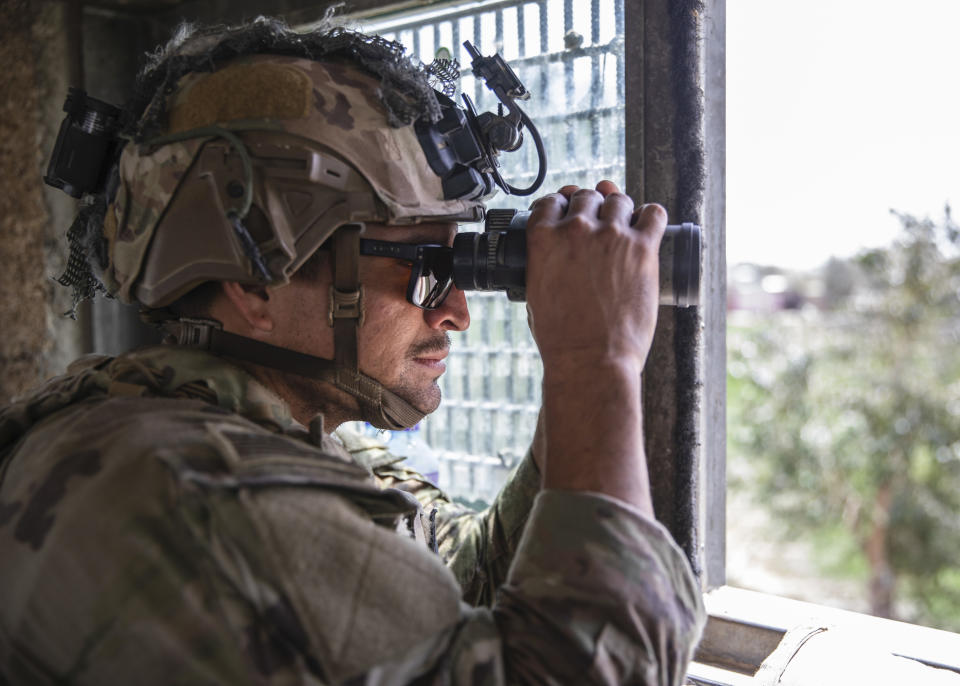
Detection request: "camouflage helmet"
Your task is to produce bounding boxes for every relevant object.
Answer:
[103,54,486,308]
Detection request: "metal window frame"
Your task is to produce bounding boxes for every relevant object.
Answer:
[622,0,725,589]
[700,0,727,594]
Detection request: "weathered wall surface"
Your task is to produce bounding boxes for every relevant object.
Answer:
[33,1,90,381]
[0,0,82,403]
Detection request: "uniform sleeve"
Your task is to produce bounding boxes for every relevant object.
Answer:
[337,424,543,607]
[243,488,706,686]
[1,406,704,686]
[487,490,707,685]
[374,449,542,607]
[434,452,541,606]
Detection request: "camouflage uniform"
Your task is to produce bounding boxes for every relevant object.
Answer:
[0,346,705,684]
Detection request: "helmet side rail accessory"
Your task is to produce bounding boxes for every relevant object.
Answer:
[44,88,123,198]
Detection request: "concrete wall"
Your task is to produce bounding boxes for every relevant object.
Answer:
[0,1,81,403]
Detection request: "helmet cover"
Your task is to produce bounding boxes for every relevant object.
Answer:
[105,54,487,307]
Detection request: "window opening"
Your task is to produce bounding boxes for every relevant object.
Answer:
[726,0,960,633]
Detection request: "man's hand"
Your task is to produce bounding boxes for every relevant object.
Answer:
[526,181,666,370]
[525,180,666,513]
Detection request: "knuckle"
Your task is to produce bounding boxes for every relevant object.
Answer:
[635,204,667,239]
[606,191,633,205]
[635,229,663,255]
[563,214,594,233]
[529,193,563,209]
[595,221,620,237]
[572,188,602,202]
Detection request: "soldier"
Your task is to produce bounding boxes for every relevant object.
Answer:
[0,17,704,685]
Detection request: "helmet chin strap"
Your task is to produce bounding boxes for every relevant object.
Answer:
[326,224,426,430]
[161,225,426,431]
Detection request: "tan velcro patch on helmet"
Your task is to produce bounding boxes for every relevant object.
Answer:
[168,61,312,133]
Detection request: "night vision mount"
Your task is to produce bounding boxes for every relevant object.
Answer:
[415,41,547,201]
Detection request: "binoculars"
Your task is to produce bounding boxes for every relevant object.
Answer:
[453,209,702,307]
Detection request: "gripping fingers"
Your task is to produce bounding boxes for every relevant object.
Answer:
[631,203,668,245]
[566,188,604,220]
[527,192,568,229]
[594,180,620,196]
[598,192,634,225]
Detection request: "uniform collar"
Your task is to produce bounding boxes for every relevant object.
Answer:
[97,345,299,432]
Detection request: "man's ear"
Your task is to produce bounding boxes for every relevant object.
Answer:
[219,282,275,333]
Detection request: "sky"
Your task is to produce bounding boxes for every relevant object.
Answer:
[727,0,960,270]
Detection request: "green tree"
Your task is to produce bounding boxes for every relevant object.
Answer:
[728,208,960,630]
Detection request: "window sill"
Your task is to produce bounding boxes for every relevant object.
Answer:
[689,586,960,685]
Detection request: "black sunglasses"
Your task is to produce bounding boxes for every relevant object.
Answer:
[359,238,454,310]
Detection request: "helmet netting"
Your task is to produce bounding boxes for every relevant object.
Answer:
[57,197,110,316]
[130,14,460,140]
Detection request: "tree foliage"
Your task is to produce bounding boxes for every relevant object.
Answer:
[728,208,960,631]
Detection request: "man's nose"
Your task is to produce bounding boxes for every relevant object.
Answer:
[424,286,470,332]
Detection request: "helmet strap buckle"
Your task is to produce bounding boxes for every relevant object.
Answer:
[163,316,223,348]
[328,285,364,327]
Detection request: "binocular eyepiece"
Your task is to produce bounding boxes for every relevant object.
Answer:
[452,209,702,307]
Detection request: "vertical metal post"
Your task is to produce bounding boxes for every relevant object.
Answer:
[538,0,549,140]
[701,0,727,590]
[473,15,483,103]
[625,0,708,579]
[563,0,575,161]
[538,0,548,53]
[615,0,624,103]
[590,0,601,159]
[517,4,526,57]
[452,18,460,62]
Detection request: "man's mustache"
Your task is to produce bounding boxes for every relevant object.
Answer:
[409,333,451,357]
